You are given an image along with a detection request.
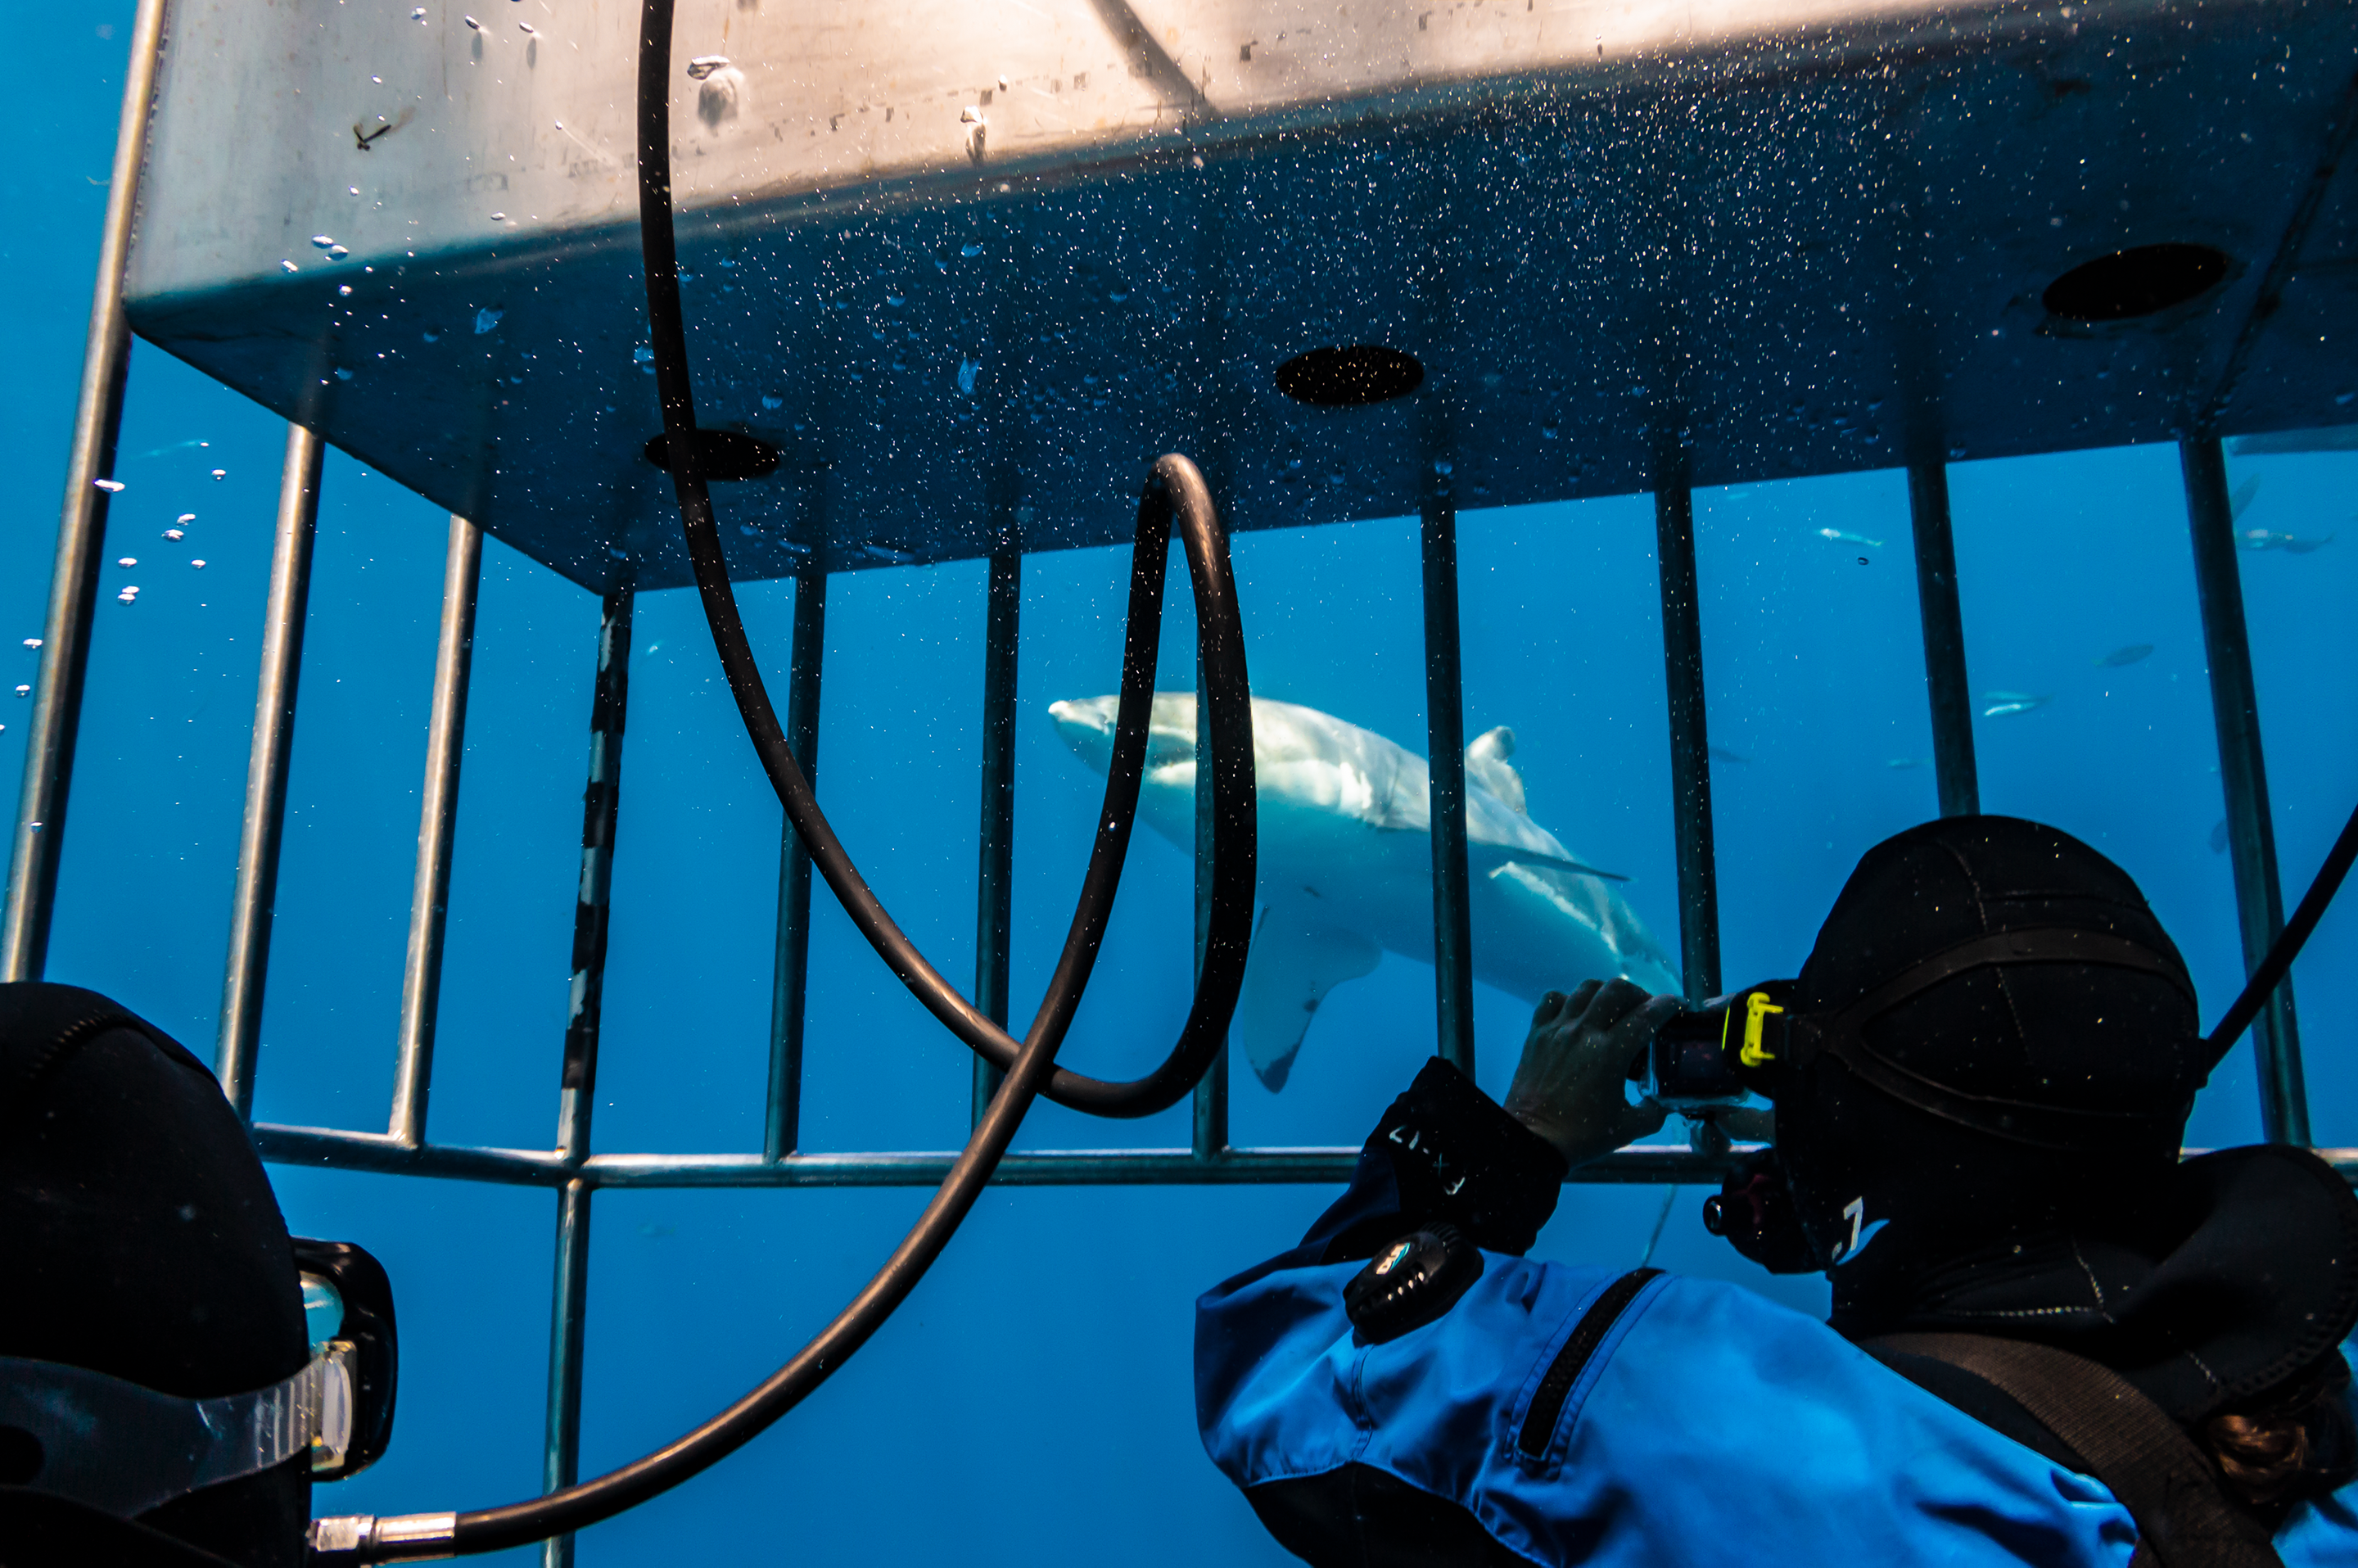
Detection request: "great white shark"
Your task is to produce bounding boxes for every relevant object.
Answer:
[1048,694,1681,1091]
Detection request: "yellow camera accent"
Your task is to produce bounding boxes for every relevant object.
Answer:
[1739,992,1785,1069]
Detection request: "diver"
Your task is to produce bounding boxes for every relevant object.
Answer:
[0,982,396,1566]
[1196,816,2358,1566]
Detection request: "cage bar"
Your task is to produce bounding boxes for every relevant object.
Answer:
[540,585,635,1566]
[1421,487,1478,1078]
[1652,450,1721,1005]
[0,0,169,985]
[215,424,325,1120]
[1906,462,1981,820]
[972,548,1020,1126]
[765,567,827,1161]
[2182,437,2310,1146]
[389,516,482,1148]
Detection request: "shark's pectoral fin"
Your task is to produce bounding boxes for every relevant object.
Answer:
[1466,840,1630,882]
[1238,906,1383,1092]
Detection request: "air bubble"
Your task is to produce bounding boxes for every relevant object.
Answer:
[282,260,299,273]
[177,513,195,524]
[93,478,124,493]
[21,639,39,648]
[210,469,227,481]
[489,211,507,221]
[117,557,137,568]
[191,560,207,570]
[339,284,353,296]
[12,685,28,698]
[330,245,350,260]
[116,588,139,604]
[164,528,184,541]
[412,5,427,16]
[463,13,480,26]
[312,235,337,249]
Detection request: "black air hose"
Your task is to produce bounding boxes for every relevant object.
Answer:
[309,0,1255,1555]
[2204,792,2358,1060]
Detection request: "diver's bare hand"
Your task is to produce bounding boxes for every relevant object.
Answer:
[1503,978,1681,1168]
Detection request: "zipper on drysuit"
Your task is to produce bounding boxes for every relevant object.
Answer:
[1516,1268,1661,1460]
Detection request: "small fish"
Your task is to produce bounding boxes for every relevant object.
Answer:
[2209,819,2229,855]
[2240,527,2335,554]
[1981,691,2052,718]
[1708,745,1750,766]
[1817,526,1886,549]
[133,437,210,461]
[2229,475,2262,521]
[1886,757,1927,770]
[2094,644,2154,667]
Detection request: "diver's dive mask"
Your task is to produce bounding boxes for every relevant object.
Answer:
[1639,926,2200,1274]
[1638,926,2196,1150]
[0,1239,397,1520]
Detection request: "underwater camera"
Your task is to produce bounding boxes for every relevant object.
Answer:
[1632,985,1794,1113]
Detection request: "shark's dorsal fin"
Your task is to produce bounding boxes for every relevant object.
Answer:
[1466,726,1526,814]
[1236,904,1383,1092]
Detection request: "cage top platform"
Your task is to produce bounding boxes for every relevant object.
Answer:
[124,0,2358,592]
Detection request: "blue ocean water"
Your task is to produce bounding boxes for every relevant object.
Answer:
[6,12,2356,1566]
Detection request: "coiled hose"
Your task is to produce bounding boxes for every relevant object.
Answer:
[311,0,1256,1555]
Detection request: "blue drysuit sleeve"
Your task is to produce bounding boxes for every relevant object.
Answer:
[1200,1063,2358,1567]
[1197,1062,2154,1566]
[1291,1057,1570,1268]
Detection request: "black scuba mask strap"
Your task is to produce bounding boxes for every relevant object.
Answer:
[1784,929,2195,1154]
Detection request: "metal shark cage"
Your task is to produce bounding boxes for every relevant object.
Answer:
[11,0,2358,1557]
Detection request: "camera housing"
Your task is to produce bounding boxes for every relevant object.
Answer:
[1636,986,1794,1111]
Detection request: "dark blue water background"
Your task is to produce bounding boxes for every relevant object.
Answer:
[7,11,2355,1562]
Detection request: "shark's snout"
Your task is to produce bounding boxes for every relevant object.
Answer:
[1048,695,1121,775]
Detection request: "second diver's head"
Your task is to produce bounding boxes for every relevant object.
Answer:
[1757,816,2208,1323]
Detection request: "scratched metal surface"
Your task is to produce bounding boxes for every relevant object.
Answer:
[124,0,2358,591]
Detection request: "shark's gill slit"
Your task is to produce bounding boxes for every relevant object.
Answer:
[323,1,1255,1558]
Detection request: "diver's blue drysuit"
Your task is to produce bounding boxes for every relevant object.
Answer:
[1195,1062,2358,1566]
